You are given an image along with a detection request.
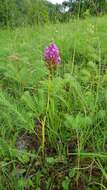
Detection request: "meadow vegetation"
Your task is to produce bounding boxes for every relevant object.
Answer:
[0,13,107,190]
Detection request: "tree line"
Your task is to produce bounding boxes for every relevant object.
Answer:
[0,0,107,27]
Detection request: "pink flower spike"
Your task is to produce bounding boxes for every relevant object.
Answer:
[44,43,61,70]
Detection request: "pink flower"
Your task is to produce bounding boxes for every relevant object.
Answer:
[44,43,61,70]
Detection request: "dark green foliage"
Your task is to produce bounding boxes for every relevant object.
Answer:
[0,0,49,27]
[1,0,107,27]
[67,0,107,17]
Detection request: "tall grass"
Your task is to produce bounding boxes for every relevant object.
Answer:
[0,16,107,189]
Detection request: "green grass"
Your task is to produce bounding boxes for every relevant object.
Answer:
[0,16,107,190]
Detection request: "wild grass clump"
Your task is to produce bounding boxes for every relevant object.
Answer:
[0,16,107,190]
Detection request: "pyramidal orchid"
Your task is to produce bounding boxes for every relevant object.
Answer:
[44,43,61,70]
